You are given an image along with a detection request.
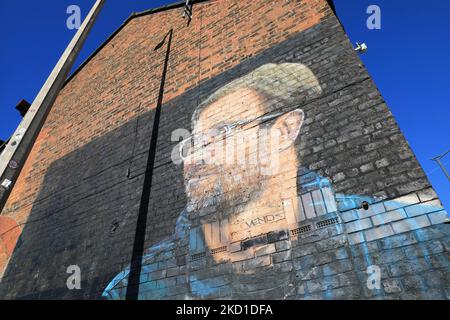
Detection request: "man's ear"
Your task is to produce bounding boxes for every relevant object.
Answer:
[272,109,304,150]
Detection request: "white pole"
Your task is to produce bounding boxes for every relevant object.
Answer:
[0,0,106,209]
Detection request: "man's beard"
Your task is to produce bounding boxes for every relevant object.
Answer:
[184,164,265,218]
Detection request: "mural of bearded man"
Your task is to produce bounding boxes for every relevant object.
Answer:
[103,62,375,299]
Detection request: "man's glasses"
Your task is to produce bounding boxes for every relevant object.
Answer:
[178,111,285,161]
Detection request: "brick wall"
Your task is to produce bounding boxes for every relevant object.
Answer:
[0,0,448,299]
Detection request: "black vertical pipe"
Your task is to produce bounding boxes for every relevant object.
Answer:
[126,29,173,300]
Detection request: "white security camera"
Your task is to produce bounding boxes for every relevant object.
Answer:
[354,42,368,53]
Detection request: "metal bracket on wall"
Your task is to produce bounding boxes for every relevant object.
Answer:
[183,0,193,23]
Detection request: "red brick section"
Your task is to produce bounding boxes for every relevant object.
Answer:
[1,0,333,244]
[0,216,21,276]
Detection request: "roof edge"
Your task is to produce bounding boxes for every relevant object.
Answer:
[63,0,212,88]
[327,0,336,15]
[64,0,335,88]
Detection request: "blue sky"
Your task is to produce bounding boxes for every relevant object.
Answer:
[0,0,449,209]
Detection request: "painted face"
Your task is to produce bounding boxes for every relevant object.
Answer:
[183,88,270,214]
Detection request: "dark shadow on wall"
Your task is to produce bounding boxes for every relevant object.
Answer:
[0,16,429,299]
[0,107,161,299]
